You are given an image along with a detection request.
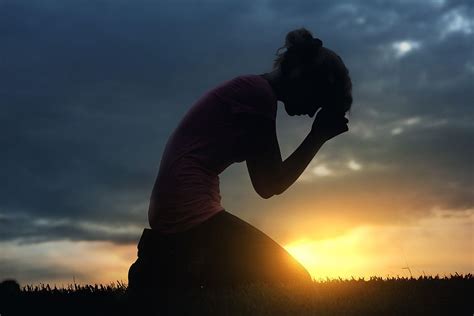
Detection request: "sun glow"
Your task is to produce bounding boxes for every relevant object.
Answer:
[284,210,474,280]
[284,229,367,280]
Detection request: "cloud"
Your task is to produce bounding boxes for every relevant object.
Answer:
[0,213,142,244]
[312,164,333,177]
[391,40,422,59]
[347,160,362,171]
[438,6,474,39]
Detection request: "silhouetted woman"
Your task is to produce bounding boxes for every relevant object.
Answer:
[127,28,352,294]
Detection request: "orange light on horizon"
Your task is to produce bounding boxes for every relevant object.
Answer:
[284,209,474,280]
[284,228,368,280]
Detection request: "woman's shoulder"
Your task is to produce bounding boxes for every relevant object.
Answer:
[223,74,277,121]
[233,74,271,90]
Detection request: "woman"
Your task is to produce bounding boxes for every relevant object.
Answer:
[127,28,352,293]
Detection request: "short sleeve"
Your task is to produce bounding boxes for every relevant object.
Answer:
[212,75,278,121]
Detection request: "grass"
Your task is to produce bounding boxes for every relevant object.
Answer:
[0,274,472,315]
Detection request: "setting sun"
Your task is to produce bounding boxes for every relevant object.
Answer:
[284,209,474,281]
[284,228,368,280]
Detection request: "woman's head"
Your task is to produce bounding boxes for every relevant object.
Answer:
[273,28,353,117]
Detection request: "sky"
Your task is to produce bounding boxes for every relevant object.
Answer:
[1,0,473,285]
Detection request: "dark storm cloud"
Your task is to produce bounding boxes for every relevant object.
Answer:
[1,0,257,222]
[0,213,140,244]
[1,0,473,244]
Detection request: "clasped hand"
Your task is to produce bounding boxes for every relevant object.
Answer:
[310,108,349,142]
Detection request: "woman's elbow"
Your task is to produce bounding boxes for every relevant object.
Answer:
[259,191,274,199]
[255,183,284,199]
[254,186,275,199]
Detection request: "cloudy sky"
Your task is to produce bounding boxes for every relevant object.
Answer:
[1,0,473,285]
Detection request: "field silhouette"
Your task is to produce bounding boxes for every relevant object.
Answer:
[1,274,472,315]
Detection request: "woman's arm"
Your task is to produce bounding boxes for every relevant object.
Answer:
[245,109,348,198]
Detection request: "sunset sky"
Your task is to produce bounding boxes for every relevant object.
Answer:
[1,0,473,285]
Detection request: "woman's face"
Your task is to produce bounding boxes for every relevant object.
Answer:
[281,49,352,118]
[282,78,321,118]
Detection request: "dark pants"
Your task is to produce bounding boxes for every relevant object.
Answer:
[127,210,311,294]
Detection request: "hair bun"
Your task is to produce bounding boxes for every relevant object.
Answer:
[312,37,323,48]
[284,29,323,58]
[285,28,313,47]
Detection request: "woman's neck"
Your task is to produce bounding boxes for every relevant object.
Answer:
[260,69,285,102]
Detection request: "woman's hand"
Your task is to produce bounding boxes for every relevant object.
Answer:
[310,108,349,142]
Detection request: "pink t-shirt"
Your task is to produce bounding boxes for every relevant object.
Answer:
[148,74,278,233]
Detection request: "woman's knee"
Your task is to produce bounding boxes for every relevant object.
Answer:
[127,258,147,290]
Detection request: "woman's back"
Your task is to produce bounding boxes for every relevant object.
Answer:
[148,74,277,233]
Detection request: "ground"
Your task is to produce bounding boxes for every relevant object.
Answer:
[0,274,472,315]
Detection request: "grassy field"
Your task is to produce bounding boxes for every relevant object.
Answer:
[0,274,472,315]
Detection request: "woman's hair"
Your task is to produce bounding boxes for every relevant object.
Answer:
[273,27,353,113]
